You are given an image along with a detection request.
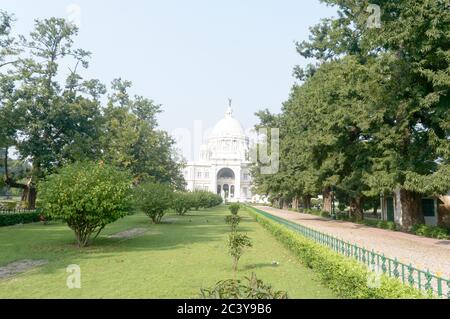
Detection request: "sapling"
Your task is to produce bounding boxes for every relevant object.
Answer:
[228,232,252,272]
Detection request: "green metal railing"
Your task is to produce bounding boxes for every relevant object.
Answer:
[249,206,450,299]
[0,208,36,214]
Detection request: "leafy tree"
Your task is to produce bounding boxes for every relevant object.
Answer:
[0,12,24,195]
[3,18,103,209]
[1,15,185,210]
[285,57,385,220]
[102,78,186,189]
[135,182,173,223]
[253,0,450,228]
[298,0,450,228]
[39,162,132,247]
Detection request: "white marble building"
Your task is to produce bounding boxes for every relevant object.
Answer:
[183,105,253,202]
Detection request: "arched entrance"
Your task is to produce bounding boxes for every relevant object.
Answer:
[217,168,235,200]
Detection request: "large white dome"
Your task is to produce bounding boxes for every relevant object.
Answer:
[201,105,249,162]
[209,106,245,139]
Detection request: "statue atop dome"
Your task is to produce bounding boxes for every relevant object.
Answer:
[226,98,233,117]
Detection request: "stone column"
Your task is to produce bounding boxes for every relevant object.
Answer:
[234,166,241,202]
[210,165,217,194]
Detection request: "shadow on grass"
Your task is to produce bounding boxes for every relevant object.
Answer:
[242,263,280,271]
[0,205,256,279]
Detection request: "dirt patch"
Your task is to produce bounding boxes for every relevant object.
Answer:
[0,259,48,279]
[107,228,149,239]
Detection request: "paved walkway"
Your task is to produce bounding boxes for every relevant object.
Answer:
[254,206,450,277]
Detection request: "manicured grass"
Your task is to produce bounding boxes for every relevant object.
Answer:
[0,206,335,298]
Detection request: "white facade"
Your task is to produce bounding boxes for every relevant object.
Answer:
[183,106,253,202]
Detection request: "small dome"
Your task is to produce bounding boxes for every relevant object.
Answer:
[210,107,245,139]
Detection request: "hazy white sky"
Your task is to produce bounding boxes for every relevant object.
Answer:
[1,0,337,160]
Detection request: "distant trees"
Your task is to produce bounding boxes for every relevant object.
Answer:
[0,13,185,208]
[252,0,450,229]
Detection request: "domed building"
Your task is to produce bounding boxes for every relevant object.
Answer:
[183,104,253,202]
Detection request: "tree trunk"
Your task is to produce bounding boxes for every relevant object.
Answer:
[323,187,332,213]
[20,178,37,210]
[282,198,290,210]
[292,197,299,211]
[372,201,379,216]
[21,186,28,202]
[271,198,278,208]
[303,195,312,210]
[232,257,238,272]
[398,189,424,230]
[277,198,283,209]
[349,196,364,221]
[27,184,37,210]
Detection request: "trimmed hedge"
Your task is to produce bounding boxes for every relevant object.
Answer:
[303,209,331,219]
[411,224,449,240]
[246,208,426,299]
[361,219,397,231]
[0,211,41,227]
[228,203,241,215]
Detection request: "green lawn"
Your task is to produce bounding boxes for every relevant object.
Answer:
[0,206,335,298]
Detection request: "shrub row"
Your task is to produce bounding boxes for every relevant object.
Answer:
[172,190,223,215]
[246,207,425,299]
[302,209,332,218]
[0,211,41,227]
[135,183,223,223]
[359,219,397,231]
[411,224,449,240]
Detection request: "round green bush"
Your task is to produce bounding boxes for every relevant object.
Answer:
[412,224,449,239]
[135,182,173,223]
[191,191,223,209]
[39,161,132,247]
[228,203,241,215]
[320,211,331,218]
[172,192,193,215]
